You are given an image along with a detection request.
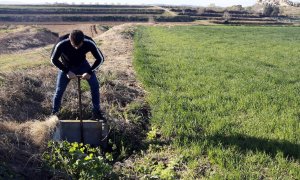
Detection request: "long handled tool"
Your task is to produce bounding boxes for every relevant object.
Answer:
[56,75,103,146]
[77,75,84,144]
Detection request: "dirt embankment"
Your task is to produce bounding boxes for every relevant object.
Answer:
[98,23,140,87]
[0,25,58,54]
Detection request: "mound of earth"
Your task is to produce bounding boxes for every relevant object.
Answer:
[0,26,58,54]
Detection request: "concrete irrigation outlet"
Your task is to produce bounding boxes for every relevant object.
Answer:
[53,119,109,148]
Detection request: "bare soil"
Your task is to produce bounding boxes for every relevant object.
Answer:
[38,23,101,37]
[37,22,126,37]
[0,25,58,54]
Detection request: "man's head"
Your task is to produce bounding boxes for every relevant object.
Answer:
[69,30,84,49]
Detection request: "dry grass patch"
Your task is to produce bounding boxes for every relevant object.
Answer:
[0,116,58,178]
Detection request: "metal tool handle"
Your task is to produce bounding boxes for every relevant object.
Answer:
[77,75,83,120]
[77,75,84,144]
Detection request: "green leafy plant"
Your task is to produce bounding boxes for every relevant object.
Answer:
[80,80,90,92]
[43,141,112,179]
[147,126,158,141]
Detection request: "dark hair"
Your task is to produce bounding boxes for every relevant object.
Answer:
[70,30,84,46]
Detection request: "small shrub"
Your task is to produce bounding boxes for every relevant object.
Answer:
[263,5,280,17]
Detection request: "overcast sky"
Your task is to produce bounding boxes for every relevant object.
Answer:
[0,0,259,7]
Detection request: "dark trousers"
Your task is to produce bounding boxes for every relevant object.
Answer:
[52,61,100,113]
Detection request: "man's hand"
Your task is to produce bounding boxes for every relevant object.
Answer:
[67,71,76,79]
[81,73,91,80]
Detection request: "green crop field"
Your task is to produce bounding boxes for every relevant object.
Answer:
[134,26,300,179]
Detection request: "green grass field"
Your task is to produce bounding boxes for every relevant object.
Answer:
[134,26,300,179]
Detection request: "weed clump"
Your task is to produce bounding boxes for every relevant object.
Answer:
[43,141,112,179]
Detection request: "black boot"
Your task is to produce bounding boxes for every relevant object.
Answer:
[92,110,105,121]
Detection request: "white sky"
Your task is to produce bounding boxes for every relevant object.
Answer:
[0,0,259,7]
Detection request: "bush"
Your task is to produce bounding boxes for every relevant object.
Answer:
[263,5,280,17]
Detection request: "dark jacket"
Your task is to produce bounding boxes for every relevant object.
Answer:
[50,34,104,74]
